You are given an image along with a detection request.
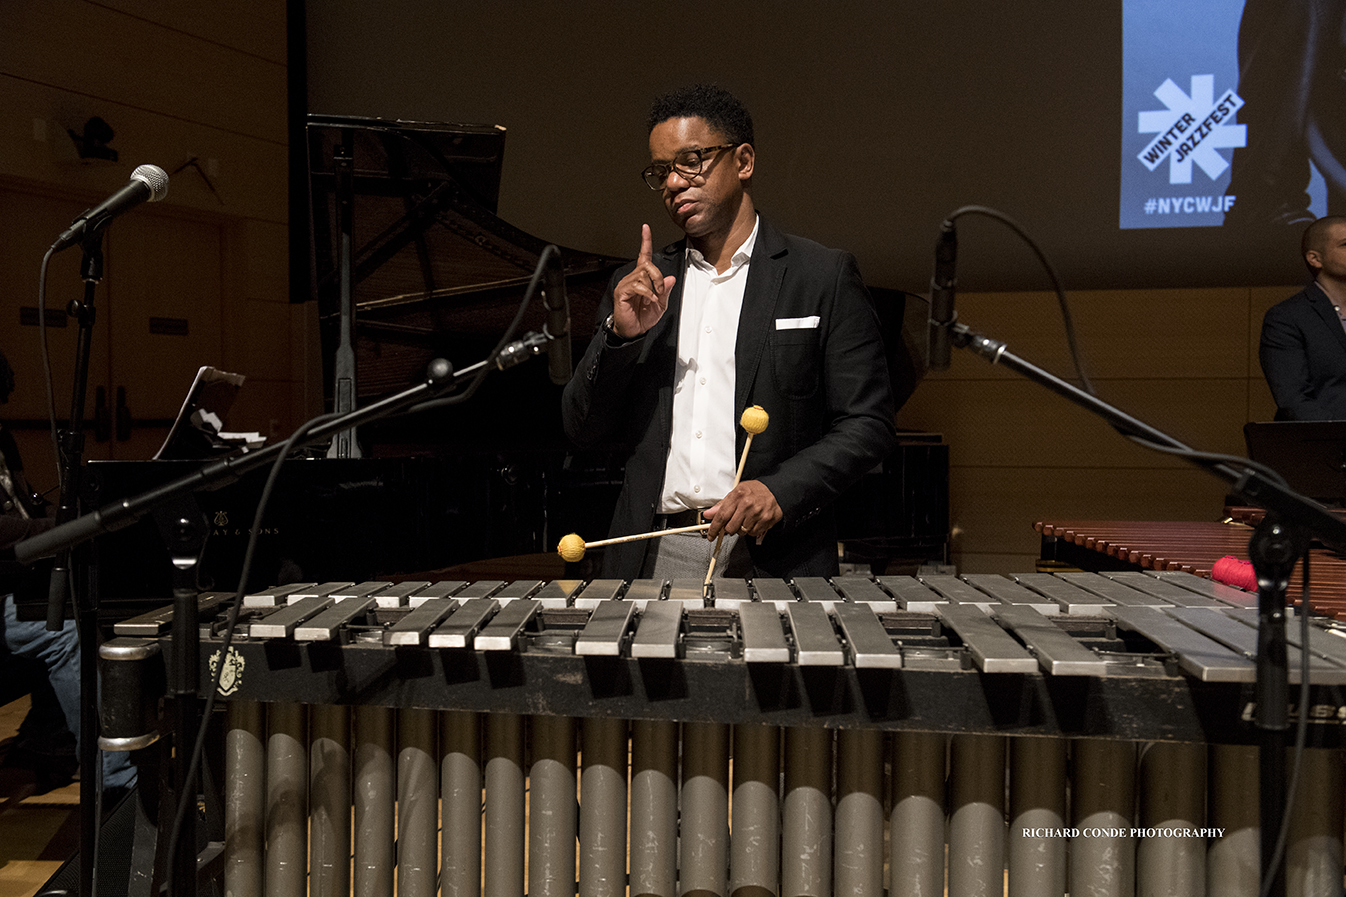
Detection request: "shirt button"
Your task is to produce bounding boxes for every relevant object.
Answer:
[695,430,702,439]
[699,377,707,385]
[705,326,712,333]
[693,485,701,493]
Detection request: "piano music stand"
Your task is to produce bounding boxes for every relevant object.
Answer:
[1244,420,1346,507]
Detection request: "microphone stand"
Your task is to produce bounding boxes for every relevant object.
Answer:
[942,320,1345,897]
[43,230,110,897]
[15,331,552,897]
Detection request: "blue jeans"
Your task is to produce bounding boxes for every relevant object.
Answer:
[2,595,136,790]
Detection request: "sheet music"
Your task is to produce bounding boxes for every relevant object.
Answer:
[153,366,251,459]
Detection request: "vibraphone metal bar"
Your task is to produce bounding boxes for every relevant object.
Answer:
[104,573,1346,897]
[104,572,1346,741]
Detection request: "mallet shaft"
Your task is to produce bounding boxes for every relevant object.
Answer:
[706,432,757,583]
[585,522,708,549]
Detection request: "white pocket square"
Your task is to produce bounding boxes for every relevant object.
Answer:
[775,316,820,330]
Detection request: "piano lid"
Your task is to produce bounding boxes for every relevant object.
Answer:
[306,114,627,399]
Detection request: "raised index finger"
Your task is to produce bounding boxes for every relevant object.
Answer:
[638,224,654,264]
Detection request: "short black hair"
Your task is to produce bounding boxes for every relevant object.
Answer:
[646,84,754,147]
[1303,214,1346,275]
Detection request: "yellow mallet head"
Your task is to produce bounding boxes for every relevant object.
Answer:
[740,405,769,435]
[557,533,586,563]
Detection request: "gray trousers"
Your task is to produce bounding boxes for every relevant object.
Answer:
[641,531,753,579]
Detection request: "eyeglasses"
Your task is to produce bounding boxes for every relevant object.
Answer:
[641,144,739,190]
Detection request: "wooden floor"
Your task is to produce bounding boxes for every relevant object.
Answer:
[0,696,81,897]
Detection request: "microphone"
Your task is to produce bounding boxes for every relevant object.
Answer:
[541,245,571,385]
[926,218,958,371]
[51,164,170,253]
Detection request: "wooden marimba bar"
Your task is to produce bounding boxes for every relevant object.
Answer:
[1035,517,1346,621]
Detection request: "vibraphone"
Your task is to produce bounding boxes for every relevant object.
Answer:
[103,572,1346,897]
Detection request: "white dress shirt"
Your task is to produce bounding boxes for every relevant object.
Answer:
[659,216,760,513]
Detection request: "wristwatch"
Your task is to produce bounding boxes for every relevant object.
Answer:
[604,314,640,345]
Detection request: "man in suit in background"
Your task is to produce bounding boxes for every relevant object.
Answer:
[1260,215,1346,419]
[562,84,896,579]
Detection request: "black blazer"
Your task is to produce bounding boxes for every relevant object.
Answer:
[562,216,897,579]
[1260,282,1346,420]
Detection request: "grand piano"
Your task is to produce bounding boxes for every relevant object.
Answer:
[85,115,946,616]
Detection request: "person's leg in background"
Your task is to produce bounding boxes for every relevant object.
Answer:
[2,595,135,793]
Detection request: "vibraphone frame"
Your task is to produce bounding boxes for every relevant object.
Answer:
[103,572,1346,897]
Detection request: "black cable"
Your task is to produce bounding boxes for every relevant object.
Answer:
[1123,437,1292,490]
[938,205,1319,894]
[162,409,340,895]
[1115,365,1310,897]
[36,246,104,892]
[407,244,558,416]
[36,247,62,489]
[938,207,1303,500]
[1258,554,1314,897]
[1123,436,1310,897]
[942,205,1094,395]
[162,253,545,893]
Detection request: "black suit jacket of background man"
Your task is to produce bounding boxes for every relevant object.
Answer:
[562,216,897,579]
[1260,281,1346,420]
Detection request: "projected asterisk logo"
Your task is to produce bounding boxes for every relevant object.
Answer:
[1137,75,1246,184]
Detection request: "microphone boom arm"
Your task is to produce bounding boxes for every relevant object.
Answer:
[948,319,1346,540]
[14,347,535,566]
[948,316,1339,897]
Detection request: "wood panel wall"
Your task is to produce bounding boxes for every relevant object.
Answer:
[0,1,1303,573]
[0,0,315,492]
[898,284,1297,573]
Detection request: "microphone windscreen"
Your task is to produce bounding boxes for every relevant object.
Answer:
[131,164,170,201]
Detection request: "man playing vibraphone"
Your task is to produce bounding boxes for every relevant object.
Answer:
[562,84,896,579]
